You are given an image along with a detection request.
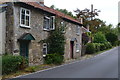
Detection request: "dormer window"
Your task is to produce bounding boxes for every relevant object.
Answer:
[20,8,30,28]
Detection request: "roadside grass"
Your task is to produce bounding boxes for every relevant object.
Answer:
[2,64,56,80]
[2,46,117,80]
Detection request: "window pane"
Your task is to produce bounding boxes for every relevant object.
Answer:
[43,48,46,55]
[26,10,29,15]
[21,14,25,19]
[44,17,50,29]
[26,20,29,26]
[26,16,29,21]
[50,17,53,29]
[21,19,25,25]
[22,9,25,14]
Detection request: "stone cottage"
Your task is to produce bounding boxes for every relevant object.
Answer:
[0,1,83,66]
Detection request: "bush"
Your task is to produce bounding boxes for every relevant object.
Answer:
[2,55,28,75]
[114,40,120,46]
[86,43,96,54]
[93,32,107,43]
[94,43,100,52]
[105,32,118,45]
[99,43,106,51]
[45,54,64,65]
[103,42,112,49]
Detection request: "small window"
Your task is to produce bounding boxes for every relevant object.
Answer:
[20,8,30,28]
[76,44,80,52]
[43,16,55,31]
[43,43,47,57]
[61,21,65,33]
[76,25,80,35]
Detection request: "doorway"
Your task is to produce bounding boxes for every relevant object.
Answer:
[20,40,30,58]
[70,41,74,59]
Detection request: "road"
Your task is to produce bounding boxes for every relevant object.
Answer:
[12,47,119,79]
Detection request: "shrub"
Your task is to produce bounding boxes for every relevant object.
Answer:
[93,32,107,43]
[94,43,100,52]
[99,43,106,51]
[103,42,112,49]
[114,40,120,46]
[2,55,28,75]
[105,32,118,45]
[86,43,96,54]
[45,54,64,65]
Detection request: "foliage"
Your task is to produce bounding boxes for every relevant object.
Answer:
[94,43,100,52]
[97,25,112,34]
[93,32,107,43]
[50,5,76,19]
[47,28,65,55]
[2,55,28,75]
[99,43,106,51]
[114,40,120,46]
[103,42,112,49]
[25,66,36,72]
[105,32,118,45]
[86,43,96,54]
[45,54,64,65]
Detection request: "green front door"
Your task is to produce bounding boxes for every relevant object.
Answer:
[20,40,30,58]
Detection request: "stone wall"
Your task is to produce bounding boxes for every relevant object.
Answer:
[0,9,6,54]
[5,2,82,65]
[12,3,51,66]
[5,2,14,54]
[64,22,82,60]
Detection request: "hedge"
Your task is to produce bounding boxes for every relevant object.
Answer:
[2,55,28,75]
[45,54,64,65]
[86,42,112,54]
[86,43,96,54]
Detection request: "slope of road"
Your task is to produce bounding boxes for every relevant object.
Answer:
[12,47,119,79]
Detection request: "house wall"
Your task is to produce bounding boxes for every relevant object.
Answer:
[64,22,82,60]
[0,9,6,54]
[12,4,50,66]
[5,2,82,66]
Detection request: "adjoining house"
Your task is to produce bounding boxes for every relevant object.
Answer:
[0,1,84,66]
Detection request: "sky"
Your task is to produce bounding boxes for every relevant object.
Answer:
[45,0,119,27]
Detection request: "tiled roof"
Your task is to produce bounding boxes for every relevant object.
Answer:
[21,2,82,25]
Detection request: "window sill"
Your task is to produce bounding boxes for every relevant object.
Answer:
[43,55,46,57]
[20,25,31,29]
[43,29,55,31]
[76,50,80,53]
[76,33,80,36]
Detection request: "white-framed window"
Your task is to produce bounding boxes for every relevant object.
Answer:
[43,43,47,57]
[76,43,80,52]
[43,16,55,31]
[76,25,80,35]
[61,21,65,33]
[20,8,30,28]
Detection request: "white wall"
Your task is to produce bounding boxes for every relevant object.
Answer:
[0,10,6,54]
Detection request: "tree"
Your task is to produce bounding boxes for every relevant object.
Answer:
[105,32,118,45]
[50,5,76,19]
[74,5,106,33]
[93,32,107,43]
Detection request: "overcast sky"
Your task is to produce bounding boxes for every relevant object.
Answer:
[45,0,119,27]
